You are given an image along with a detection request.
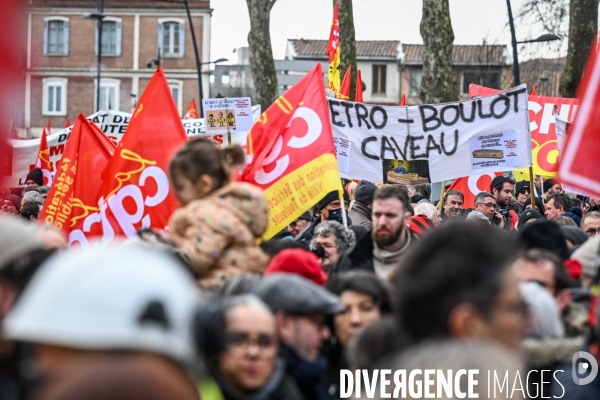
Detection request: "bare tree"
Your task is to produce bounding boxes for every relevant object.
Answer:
[420,0,457,103]
[560,0,598,97]
[246,0,278,109]
[333,0,358,100]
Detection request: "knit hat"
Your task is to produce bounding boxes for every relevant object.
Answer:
[25,168,44,186]
[264,248,327,286]
[572,236,600,280]
[490,176,510,192]
[354,181,377,206]
[561,226,588,247]
[515,181,530,194]
[520,281,564,339]
[0,217,45,270]
[3,194,21,213]
[407,215,436,236]
[518,220,570,260]
[465,210,491,224]
[562,206,582,227]
[297,210,312,221]
[523,196,545,214]
[317,190,349,211]
[518,209,544,228]
[543,179,560,194]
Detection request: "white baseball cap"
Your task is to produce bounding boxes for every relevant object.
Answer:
[3,244,201,368]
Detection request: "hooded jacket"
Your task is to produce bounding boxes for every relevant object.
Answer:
[169,182,269,290]
[348,202,372,231]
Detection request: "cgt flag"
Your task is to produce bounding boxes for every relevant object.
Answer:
[355,69,363,103]
[35,127,54,186]
[559,37,600,197]
[183,99,199,119]
[242,63,342,239]
[337,65,352,100]
[326,2,341,94]
[96,66,188,241]
[447,172,502,209]
[39,114,115,243]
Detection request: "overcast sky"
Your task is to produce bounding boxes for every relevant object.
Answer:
[209,0,567,64]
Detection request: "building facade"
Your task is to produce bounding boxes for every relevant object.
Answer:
[18,0,211,138]
[286,39,512,105]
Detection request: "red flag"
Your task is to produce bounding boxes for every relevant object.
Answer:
[242,63,342,239]
[64,118,70,128]
[447,172,502,208]
[559,37,600,197]
[355,69,363,103]
[337,65,352,100]
[183,99,199,119]
[39,114,115,243]
[35,127,53,186]
[95,67,188,240]
[531,86,537,96]
[46,118,51,132]
[400,94,406,106]
[326,3,341,94]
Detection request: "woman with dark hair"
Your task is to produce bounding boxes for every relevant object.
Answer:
[322,270,393,399]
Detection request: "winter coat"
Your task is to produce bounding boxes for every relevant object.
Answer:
[280,344,327,400]
[348,202,372,231]
[169,182,269,290]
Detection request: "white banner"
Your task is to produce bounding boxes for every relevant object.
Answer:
[6,105,262,188]
[328,85,532,183]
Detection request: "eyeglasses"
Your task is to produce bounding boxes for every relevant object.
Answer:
[585,228,600,237]
[225,332,277,352]
[518,189,530,195]
[475,202,497,209]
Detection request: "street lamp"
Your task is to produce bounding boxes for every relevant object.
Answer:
[83,2,105,113]
[506,0,560,85]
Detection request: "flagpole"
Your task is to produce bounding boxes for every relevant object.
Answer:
[438,181,445,213]
[340,191,348,228]
[528,166,535,208]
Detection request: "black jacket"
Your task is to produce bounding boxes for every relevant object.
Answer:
[330,227,375,274]
[279,344,328,400]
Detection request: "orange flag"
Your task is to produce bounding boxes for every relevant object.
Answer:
[35,127,54,186]
[46,118,51,133]
[64,118,70,128]
[39,114,116,242]
[337,65,352,100]
[183,99,199,119]
[95,66,188,240]
[242,63,342,239]
[355,69,363,103]
[400,94,406,106]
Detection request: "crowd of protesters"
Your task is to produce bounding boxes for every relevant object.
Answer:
[1,138,600,399]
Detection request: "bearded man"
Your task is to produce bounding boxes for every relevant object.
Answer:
[331,185,415,279]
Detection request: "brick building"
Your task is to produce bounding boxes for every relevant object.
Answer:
[17,0,211,138]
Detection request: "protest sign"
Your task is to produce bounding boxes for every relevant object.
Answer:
[202,97,253,134]
[469,84,579,177]
[468,130,518,171]
[329,84,531,183]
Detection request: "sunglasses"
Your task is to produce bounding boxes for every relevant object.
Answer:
[518,188,530,195]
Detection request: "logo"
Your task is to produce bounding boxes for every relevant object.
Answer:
[572,351,598,385]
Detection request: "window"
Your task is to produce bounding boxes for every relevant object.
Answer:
[43,78,67,116]
[168,81,183,115]
[221,74,230,86]
[462,71,501,94]
[409,68,422,97]
[96,19,122,56]
[372,65,387,95]
[98,80,120,111]
[209,74,215,84]
[43,17,69,55]
[158,20,185,57]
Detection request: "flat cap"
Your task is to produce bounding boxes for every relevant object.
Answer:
[251,273,344,314]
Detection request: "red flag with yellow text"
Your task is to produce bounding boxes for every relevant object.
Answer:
[39,114,115,243]
[242,63,342,239]
[95,67,188,241]
[35,127,54,186]
[326,3,341,94]
[183,99,199,119]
